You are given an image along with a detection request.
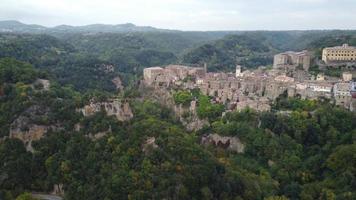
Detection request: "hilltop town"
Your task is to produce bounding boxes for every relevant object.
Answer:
[143,44,356,114]
[1,15,356,199]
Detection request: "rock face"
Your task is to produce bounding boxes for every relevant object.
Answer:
[142,137,158,154]
[10,124,49,142]
[182,116,209,132]
[51,184,64,196]
[174,101,209,131]
[112,76,124,91]
[201,134,245,153]
[80,99,133,121]
[141,85,209,131]
[9,105,59,152]
[33,79,50,91]
[99,64,115,73]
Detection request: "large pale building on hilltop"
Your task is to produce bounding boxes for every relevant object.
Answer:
[273,50,311,71]
[322,44,356,64]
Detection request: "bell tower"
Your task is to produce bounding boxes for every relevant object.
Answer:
[235,65,242,77]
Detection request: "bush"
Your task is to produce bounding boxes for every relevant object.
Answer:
[173,90,193,106]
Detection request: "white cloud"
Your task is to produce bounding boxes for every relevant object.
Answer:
[0,0,355,30]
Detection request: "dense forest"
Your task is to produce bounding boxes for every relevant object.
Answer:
[1,21,356,200]
[182,34,276,71]
[0,57,355,200]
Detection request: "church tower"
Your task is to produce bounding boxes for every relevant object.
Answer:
[235,65,242,77]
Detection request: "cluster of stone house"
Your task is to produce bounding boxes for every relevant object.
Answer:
[143,64,206,86]
[144,62,356,113]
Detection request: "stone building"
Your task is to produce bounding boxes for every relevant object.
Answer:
[235,98,271,112]
[143,67,164,85]
[235,65,243,77]
[316,73,325,81]
[342,72,353,82]
[322,44,356,64]
[273,50,311,71]
[143,65,206,86]
[292,81,334,100]
[333,82,352,108]
[264,75,295,99]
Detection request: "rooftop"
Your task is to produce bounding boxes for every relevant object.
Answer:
[324,44,356,50]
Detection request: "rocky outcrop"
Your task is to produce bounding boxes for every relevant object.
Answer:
[87,132,108,140]
[140,85,209,131]
[112,76,124,91]
[51,184,64,196]
[182,116,209,132]
[99,64,115,73]
[79,99,133,121]
[201,134,245,153]
[10,124,49,142]
[87,127,112,141]
[175,101,209,131]
[142,137,158,154]
[9,105,60,152]
[33,79,50,91]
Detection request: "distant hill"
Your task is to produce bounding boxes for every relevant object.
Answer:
[0,20,46,33]
[0,20,174,34]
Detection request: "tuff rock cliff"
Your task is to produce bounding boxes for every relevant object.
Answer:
[201,134,245,153]
[79,99,133,121]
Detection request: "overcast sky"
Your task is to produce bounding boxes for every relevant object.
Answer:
[0,0,355,31]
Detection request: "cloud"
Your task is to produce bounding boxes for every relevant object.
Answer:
[0,0,355,30]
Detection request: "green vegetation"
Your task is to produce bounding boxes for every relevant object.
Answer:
[0,58,81,137]
[1,27,356,200]
[274,93,318,111]
[308,35,356,59]
[173,90,193,106]
[182,34,275,71]
[309,65,356,78]
[197,95,225,121]
[2,87,355,199]
[15,193,38,200]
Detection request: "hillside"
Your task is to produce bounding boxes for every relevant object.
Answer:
[1,59,355,199]
[0,33,123,92]
[0,33,75,67]
[1,21,356,200]
[182,34,277,71]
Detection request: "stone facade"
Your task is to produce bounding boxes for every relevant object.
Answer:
[143,65,206,86]
[322,44,356,64]
[273,51,311,71]
[342,72,353,82]
[334,82,352,109]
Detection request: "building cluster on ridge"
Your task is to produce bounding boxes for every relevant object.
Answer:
[143,44,356,113]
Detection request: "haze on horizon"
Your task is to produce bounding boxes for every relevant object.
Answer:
[0,0,355,31]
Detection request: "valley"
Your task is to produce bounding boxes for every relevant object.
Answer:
[0,21,356,200]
